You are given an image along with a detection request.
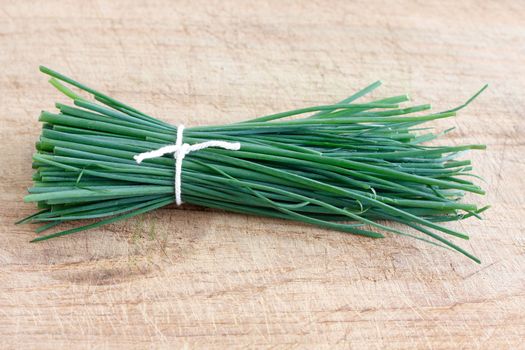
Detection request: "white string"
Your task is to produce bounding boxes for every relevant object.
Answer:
[133,125,241,205]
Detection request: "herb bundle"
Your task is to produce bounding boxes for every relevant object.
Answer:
[19,66,488,262]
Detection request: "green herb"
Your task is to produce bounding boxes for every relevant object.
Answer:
[19,66,488,262]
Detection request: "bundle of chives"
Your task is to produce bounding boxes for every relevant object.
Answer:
[19,66,488,262]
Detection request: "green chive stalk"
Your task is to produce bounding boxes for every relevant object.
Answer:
[19,66,488,262]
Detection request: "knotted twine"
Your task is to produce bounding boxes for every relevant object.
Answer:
[133,125,241,205]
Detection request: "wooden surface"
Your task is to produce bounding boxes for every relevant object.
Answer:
[1,0,524,348]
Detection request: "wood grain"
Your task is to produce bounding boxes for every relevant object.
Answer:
[1,0,524,348]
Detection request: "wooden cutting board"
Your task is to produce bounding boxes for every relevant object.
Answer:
[1,0,524,348]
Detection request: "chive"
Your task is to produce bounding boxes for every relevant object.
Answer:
[21,66,488,262]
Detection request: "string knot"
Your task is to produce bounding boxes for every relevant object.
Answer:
[133,124,241,205]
